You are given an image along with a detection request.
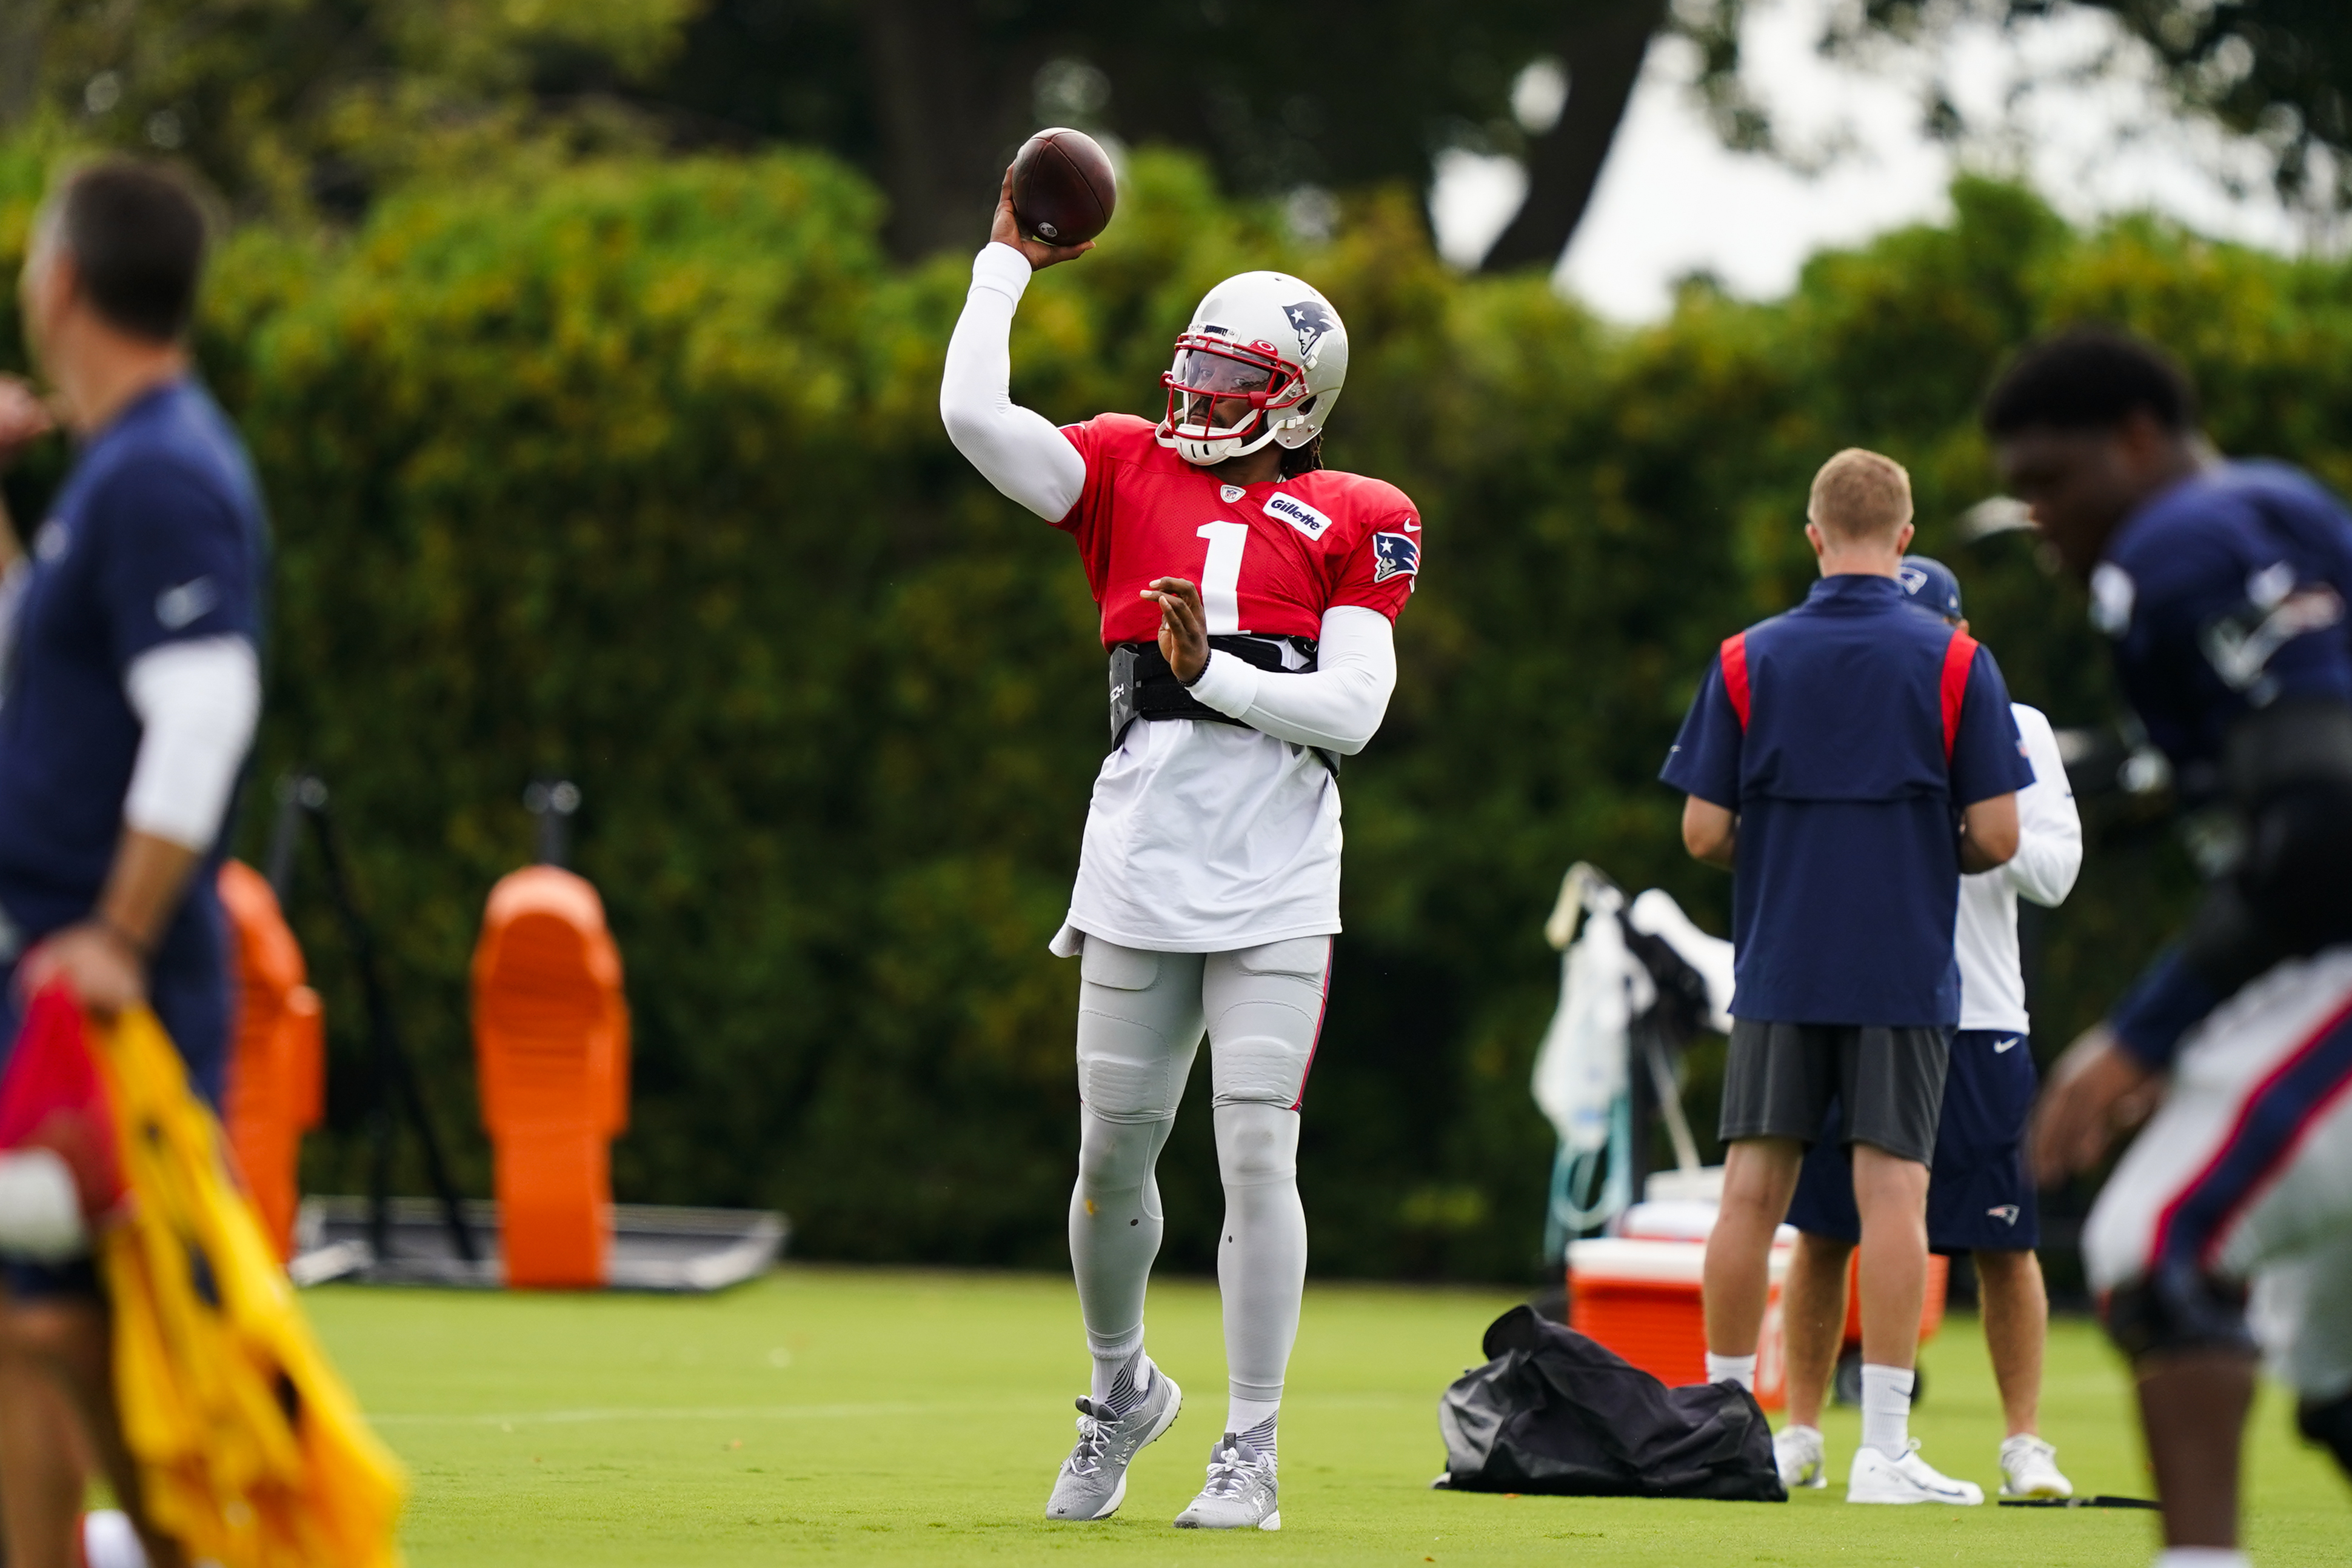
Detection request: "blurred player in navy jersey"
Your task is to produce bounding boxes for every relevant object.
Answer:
[0,160,263,1568]
[939,168,1419,1531]
[1992,327,2352,1567]
[1775,556,2083,1499]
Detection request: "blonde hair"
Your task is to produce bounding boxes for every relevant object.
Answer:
[1808,449,1913,542]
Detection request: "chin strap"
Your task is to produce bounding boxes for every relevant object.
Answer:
[1163,410,1285,467]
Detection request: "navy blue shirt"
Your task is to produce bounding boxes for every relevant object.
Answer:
[2094,462,2352,1066]
[1662,574,2034,1026]
[0,378,264,980]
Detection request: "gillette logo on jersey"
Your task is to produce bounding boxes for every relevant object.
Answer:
[1054,415,1423,645]
[1264,493,1332,539]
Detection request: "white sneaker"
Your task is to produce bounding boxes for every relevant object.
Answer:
[1172,1433,1280,1530]
[1998,1434,2073,1499]
[82,1512,148,1568]
[1846,1440,1985,1505]
[1774,1424,1827,1489]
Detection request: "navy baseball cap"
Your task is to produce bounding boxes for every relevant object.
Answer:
[1896,556,1963,621]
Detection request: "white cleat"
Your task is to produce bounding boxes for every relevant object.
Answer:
[1846,1440,1985,1505]
[1172,1433,1280,1530]
[1998,1433,2074,1499]
[1774,1424,1827,1489]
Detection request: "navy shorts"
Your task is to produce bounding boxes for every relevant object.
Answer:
[0,956,230,1300]
[1785,1026,2040,1254]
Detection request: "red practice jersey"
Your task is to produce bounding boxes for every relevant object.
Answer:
[1057,414,1422,647]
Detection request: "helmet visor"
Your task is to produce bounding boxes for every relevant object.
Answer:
[1167,343,1283,436]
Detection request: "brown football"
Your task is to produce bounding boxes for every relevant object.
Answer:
[1010,127,1117,247]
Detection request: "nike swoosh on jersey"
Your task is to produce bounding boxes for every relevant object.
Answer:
[156,576,218,630]
[1992,1036,2022,1053]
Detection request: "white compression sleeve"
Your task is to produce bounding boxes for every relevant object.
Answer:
[123,636,261,851]
[939,243,1086,522]
[1184,605,1397,756]
[2002,706,2083,908]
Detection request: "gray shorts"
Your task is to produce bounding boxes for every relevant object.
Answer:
[1720,1019,1952,1166]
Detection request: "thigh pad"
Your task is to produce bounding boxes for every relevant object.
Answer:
[1077,939,1203,1121]
[1204,939,1329,1109]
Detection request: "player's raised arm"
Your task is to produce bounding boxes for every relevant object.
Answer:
[938,169,1091,522]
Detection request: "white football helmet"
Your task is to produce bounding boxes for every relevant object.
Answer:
[1157,272,1348,466]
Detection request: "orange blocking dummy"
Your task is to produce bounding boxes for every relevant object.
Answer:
[217,859,326,1261]
[471,867,629,1287]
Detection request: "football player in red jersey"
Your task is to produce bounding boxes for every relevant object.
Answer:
[941,169,1421,1532]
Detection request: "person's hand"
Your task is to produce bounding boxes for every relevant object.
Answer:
[0,376,57,469]
[990,167,1097,271]
[18,924,147,1020]
[1141,577,1208,683]
[2027,1023,2162,1185]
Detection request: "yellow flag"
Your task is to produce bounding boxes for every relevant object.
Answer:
[95,1004,406,1567]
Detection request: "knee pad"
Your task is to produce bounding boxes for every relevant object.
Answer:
[2296,1391,2352,1481]
[1077,1109,1169,1196]
[2102,1261,2257,1361]
[1214,1102,1298,1189]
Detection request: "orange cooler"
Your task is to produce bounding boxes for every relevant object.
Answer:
[1568,1237,1792,1410]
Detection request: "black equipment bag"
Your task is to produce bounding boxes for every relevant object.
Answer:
[1436,1306,1785,1501]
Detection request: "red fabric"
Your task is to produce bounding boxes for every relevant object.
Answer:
[1939,630,1980,762]
[1719,632,1751,727]
[0,982,125,1219]
[1055,414,1422,644]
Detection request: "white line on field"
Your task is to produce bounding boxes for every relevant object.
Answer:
[367,1401,959,1427]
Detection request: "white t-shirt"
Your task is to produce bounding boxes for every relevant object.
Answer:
[1052,715,1343,955]
[1955,702,2082,1033]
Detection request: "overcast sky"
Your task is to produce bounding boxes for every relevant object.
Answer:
[1429,0,2334,321]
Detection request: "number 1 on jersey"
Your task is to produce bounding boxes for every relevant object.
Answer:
[1197,521,1247,635]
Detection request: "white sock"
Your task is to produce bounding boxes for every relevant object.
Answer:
[1089,1330,1146,1413]
[1859,1363,1914,1458]
[1705,1352,1757,1390]
[2153,1552,2250,1568]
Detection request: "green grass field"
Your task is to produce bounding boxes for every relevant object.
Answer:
[306,1267,2347,1565]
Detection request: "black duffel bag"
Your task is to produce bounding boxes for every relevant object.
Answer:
[1435,1304,1785,1501]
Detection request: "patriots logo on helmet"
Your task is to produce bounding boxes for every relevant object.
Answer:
[1284,301,1338,362]
[1371,531,1419,583]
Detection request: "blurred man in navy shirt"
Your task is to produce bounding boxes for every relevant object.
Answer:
[0,160,262,1568]
[1997,329,2352,1567]
[1664,449,2030,1505]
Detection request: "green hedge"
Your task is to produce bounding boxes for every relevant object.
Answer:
[8,142,2352,1279]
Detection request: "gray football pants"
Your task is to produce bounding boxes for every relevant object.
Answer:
[1069,933,1332,1411]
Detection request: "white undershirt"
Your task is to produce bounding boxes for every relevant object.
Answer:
[1954,702,2082,1033]
[940,244,1399,954]
[123,635,261,852]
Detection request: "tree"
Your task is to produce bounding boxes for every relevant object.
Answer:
[644,1,1675,265]
[1690,1,2352,215]
[0,0,695,214]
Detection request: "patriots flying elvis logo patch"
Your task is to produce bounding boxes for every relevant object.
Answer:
[1371,531,1419,583]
